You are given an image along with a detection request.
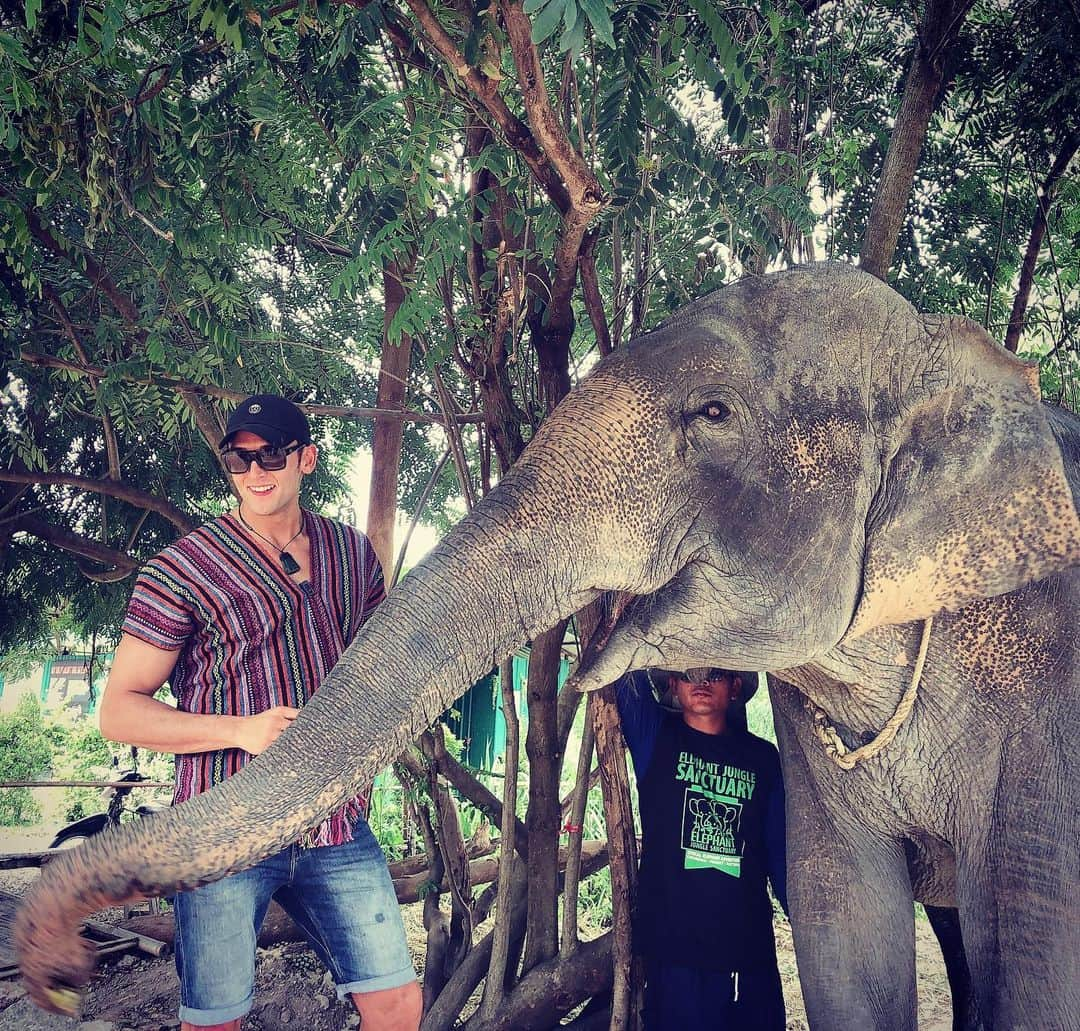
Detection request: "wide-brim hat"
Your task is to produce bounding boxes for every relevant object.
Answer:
[654,667,760,705]
[220,394,311,449]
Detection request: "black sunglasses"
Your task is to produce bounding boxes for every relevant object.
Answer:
[220,442,305,474]
[675,668,730,683]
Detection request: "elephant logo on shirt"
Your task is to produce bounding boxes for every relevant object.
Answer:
[683,793,743,870]
[687,796,741,835]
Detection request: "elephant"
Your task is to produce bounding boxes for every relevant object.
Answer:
[16,262,1079,1029]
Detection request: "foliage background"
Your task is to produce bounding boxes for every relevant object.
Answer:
[2,0,1077,655]
[1,0,1077,1022]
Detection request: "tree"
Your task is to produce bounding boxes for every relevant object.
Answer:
[0,695,53,825]
[2,0,1078,1026]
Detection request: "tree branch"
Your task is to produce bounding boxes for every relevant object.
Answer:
[1004,134,1080,353]
[25,208,143,330]
[578,229,612,356]
[428,734,530,861]
[18,352,479,425]
[39,286,122,480]
[4,514,142,575]
[0,471,196,534]
[499,0,605,216]
[400,0,572,213]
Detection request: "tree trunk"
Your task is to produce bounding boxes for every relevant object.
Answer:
[462,121,526,475]
[465,932,613,1031]
[397,751,453,1009]
[859,0,973,280]
[522,618,571,972]
[480,656,521,1019]
[751,45,795,274]
[421,889,516,1031]
[422,727,474,975]
[529,300,574,418]
[571,594,641,1031]
[368,258,415,572]
[560,711,596,958]
[121,844,613,946]
[590,688,641,1031]
[1004,134,1079,353]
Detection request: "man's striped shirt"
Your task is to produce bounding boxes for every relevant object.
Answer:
[122,509,384,846]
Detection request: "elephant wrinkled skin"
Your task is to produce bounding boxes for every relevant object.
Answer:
[16,263,1080,1030]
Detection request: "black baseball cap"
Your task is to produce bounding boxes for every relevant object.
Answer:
[220,395,311,450]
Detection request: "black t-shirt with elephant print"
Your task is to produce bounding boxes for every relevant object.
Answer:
[618,674,785,973]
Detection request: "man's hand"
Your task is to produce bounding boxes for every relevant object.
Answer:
[235,706,299,755]
[101,635,303,757]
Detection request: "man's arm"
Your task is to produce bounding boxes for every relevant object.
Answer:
[99,633,298,756]
[615,670,665,778]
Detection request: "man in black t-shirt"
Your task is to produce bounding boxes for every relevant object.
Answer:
[616,667,787,1031]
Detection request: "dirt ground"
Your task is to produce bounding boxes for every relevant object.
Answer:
[0,838,955,1030]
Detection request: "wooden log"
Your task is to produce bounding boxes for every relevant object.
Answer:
[464,932,613,1031]
[0,838,498,874]
[394,839,606,904]
[82,917,169,958]
[0,850,60,870]
[390,832,497,878]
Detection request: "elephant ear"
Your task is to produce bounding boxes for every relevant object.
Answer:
[845,315,1080,641]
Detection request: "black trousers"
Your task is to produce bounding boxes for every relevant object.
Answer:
[642,956,786,1031]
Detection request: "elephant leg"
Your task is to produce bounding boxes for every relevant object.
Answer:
[924,905,982,1031]
[774,708,916,1029]
[788,820,916,1029]
[959,727,1079,1030]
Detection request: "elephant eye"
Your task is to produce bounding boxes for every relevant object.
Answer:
[695,400,731,423]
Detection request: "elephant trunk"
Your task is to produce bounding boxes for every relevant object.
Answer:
[17,380,666,1012]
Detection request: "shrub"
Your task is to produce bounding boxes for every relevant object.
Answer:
[51,712,114,821]
[0,696,53,825]
[49,710,172,821]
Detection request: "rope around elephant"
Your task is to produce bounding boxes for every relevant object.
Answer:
[807,617,933,771]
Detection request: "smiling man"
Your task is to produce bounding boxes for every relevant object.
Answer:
[616,667,788,1030]
[99,394,421,1031]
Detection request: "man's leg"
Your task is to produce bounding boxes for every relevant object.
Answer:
[173,856,281,1030]
[350,982,423,1030]
[279,818,420,1031]
[643,958,732,1030]
[728,959,785,1031]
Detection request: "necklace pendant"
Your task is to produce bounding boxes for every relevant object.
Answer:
[280,551,301,575]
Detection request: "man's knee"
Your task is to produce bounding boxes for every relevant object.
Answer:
[351,979,422,1031]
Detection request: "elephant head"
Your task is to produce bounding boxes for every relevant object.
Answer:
[16,262,1080,1014]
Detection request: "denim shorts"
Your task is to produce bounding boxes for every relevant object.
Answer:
[173,818,416,1025]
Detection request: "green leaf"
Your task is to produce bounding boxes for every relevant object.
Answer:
[578,0,615,48]
[24,0,40,31]
[0,32,32,71]
[559,10,585,56]
[146,334,166,364]
[528,0,567,45]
